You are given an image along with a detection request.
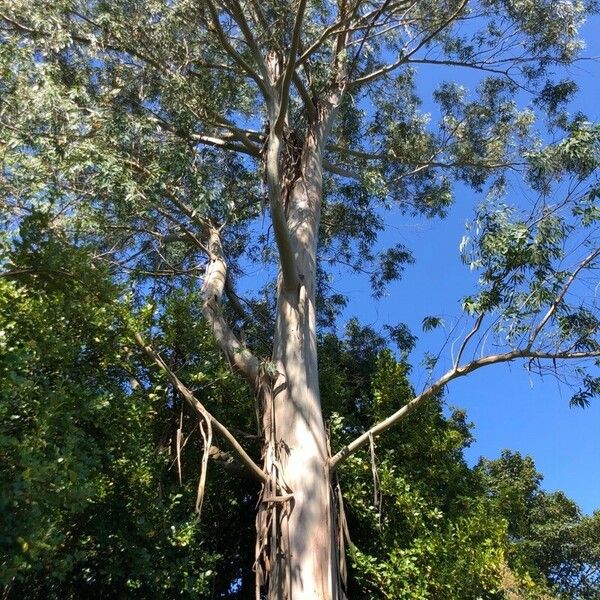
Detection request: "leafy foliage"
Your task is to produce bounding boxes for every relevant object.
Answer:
[479,451,600,598]
[0,223,258,598]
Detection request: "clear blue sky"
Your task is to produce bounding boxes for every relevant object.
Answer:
[335,16,600,514]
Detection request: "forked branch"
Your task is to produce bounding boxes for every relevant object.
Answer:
[348,0,469,89]
[265,135,301,292]
[330,346,600,470]
[205,0,271,100]
[274,0,308,134]
[332,243,600,469]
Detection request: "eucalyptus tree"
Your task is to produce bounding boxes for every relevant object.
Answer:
[1,0,600,598]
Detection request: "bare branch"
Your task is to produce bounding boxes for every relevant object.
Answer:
[274,0,308,134]
[134,331,266,483]
[528,247,600,347]
[325,144,520,171]
[205,0,271,99]
[454,312,484,368]
[331,347,600,470]
[115,174,262,384]
[407,57,512,77]
[225,0,271,83]
[208,445,260,479]
[346,0,395,81]
[348,0,469,89]
[296,11,359,66]
[265,134,301,292]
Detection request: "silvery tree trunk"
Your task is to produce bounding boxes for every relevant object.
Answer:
[258,115,343,600]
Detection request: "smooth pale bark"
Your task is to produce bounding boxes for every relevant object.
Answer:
[263,121,342,600]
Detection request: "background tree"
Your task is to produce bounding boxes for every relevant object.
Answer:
[479,451,600,599]
[1,0,600,598]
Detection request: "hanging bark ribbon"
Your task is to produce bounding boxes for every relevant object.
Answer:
[195,408,213,518]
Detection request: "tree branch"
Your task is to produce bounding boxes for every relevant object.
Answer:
[528,247,600,347]
[201,227,262,383]
[208,445,260,479]
[322,158,362,180]
[116,169,263,385]
[293,72,317,121]
[454,312,484,368]
[330,347,600,470]
[407,57,511,77]
[225,0,270,82]
[205,0,271,100]
[224,273,252,323]
[134,331,266,483]
[0,12,265,161]
[346,0,395,81]
[274,0,308,134]
[145,108,261,158]
[348,0,469,89]
[265,134,301,291]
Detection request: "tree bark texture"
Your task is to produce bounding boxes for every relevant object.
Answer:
[257,120,343,600]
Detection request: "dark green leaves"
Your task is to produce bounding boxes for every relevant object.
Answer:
[370,244,414,299]
[422,316,444,331]
[526,123,600,191]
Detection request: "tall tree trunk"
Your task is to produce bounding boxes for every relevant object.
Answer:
[260,124,342,600]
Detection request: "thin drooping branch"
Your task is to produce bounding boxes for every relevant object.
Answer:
[528,247,600,347]
[196,415,212,515]
[134,332,267,483]
[330,346,600,470]
[453,312,485,368]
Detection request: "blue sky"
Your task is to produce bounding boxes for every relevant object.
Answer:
[337,16,600,514]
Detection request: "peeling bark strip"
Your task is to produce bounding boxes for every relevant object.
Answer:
[195,411,212,517]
